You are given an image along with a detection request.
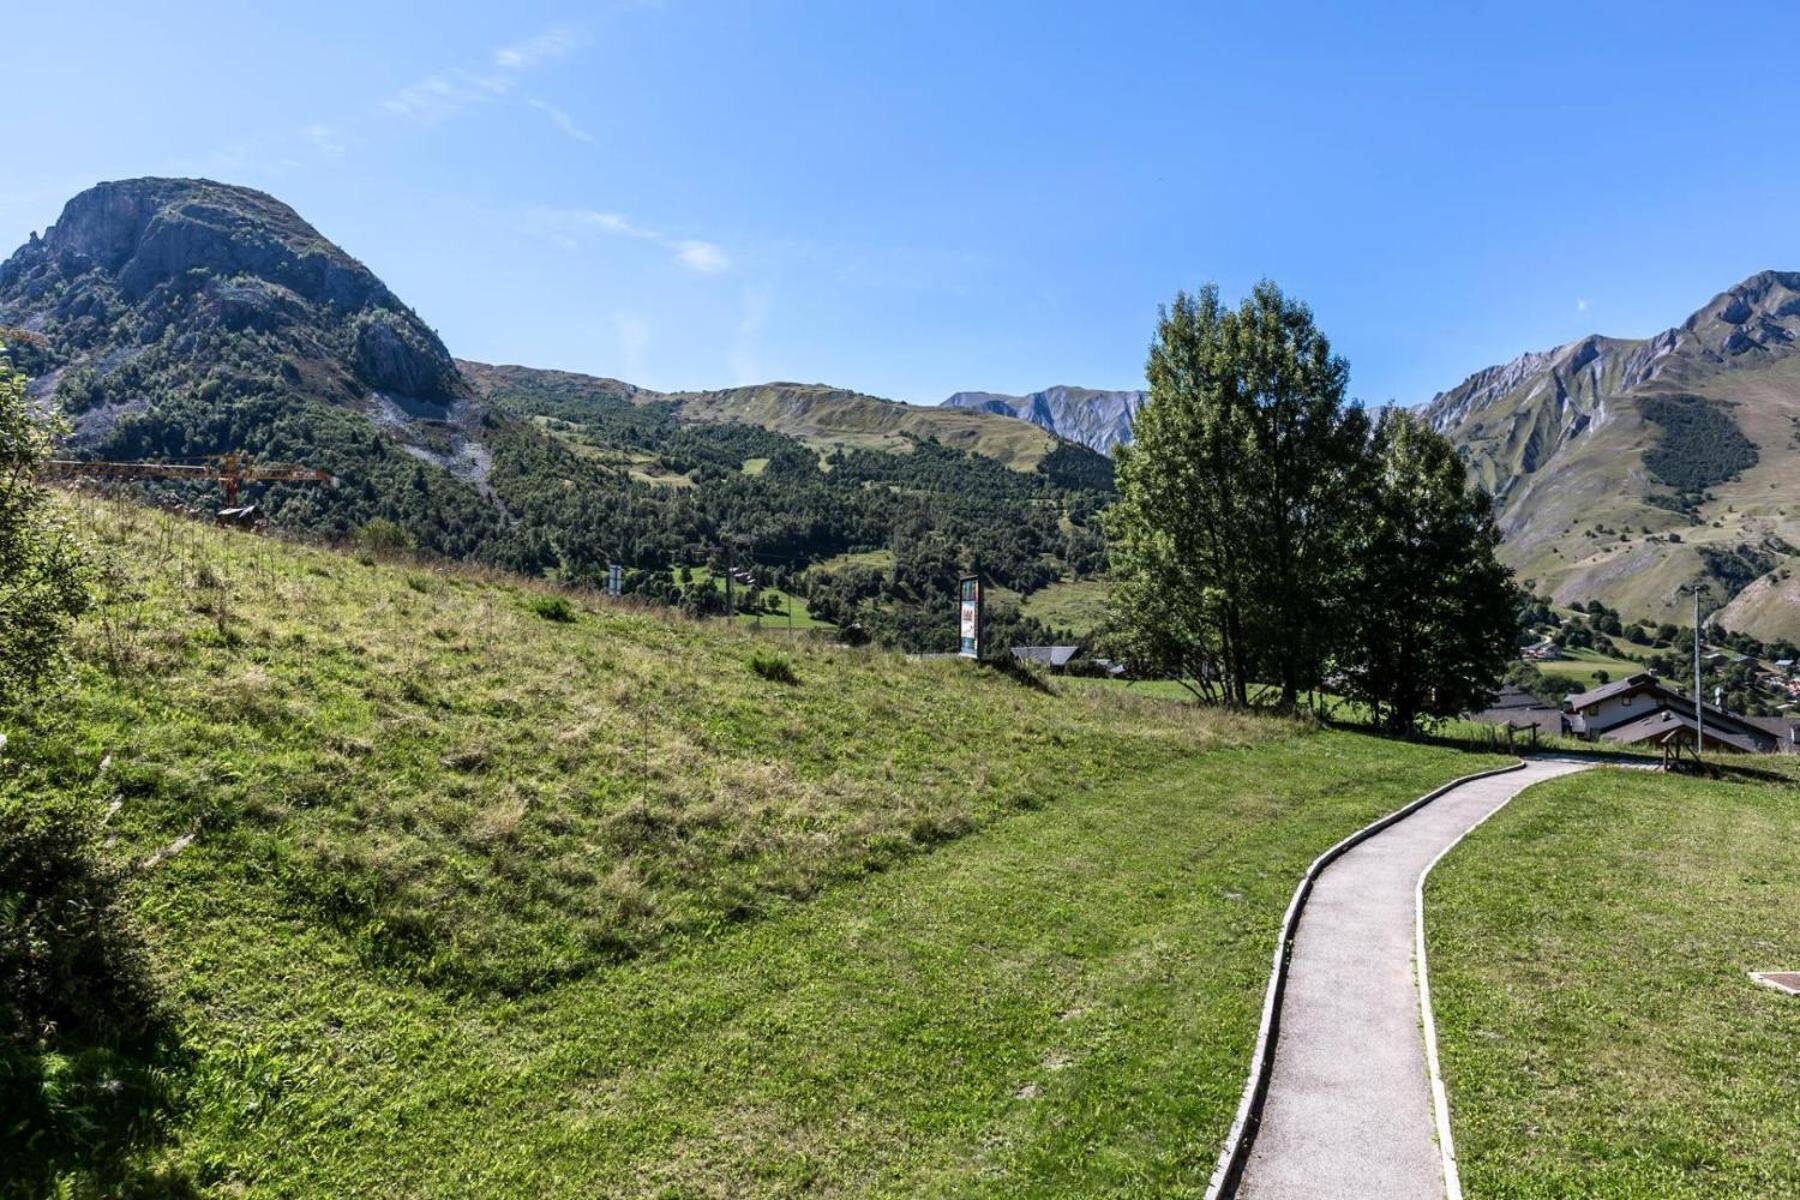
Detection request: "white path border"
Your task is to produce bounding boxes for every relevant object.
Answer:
[1749,971,1800,996]
[1202,760,1528,1200]
[1413,761,1604,1200]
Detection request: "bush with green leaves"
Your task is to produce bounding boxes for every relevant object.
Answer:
[747,646,798,684]
[530,594,576,623]
[0,347,91,715]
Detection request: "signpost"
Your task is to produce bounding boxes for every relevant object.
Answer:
[959,575,982,659]
[607,563,622,598]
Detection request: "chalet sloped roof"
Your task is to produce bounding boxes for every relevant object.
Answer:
[1602,708,1764,753]
[1742,715,1800,743]
[1486,684,1553,710]
[1564,672,1660,711]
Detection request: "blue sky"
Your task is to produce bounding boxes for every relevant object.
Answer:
[8,1,1798,406]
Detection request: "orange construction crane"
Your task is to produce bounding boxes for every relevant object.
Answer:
[40,452,333,520]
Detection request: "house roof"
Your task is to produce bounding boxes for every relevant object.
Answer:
[1741,716,1800,742]
[1011,645,1081,668]
[1602,708,1763,753]
[1567,673,1774,740]
[1563,672,1660,711]
[1486,684,1554,711]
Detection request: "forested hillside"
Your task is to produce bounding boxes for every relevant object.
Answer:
[463,360,1112,649]
[0,179,1112,651]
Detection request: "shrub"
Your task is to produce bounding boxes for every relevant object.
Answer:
[0,348,91,713]
[530,595,576,623]
[747,647,798,684]
[353,517,414,557]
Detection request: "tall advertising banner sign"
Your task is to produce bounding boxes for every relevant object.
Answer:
[607,564,622,597]
[959,576,981,659]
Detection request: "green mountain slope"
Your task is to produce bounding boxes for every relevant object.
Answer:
[0,179,1112,651]
[1426,270,1800,640]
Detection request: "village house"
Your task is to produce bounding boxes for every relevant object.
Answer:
[1743,715,1800,754]
[1010,645,1083,673]
[1562,673,1778,753]
[1467,684,1566,737]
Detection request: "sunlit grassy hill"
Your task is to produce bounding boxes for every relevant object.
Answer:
[17,495,1250,997]
[5,493,1530,1197]
[663,381,1066,470]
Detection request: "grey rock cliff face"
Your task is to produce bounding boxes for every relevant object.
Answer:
[1422,269,1800,492]
[942,385,1146,452]
[0,177,459,401]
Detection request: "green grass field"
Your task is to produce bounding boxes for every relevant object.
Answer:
[4,496,1522,1197]
[1529,645,1646,689]
[1018,578,1113,639]
[685,565,836,631]
[736,587,835,632]
[1428,764,1800,1199]
[812,548,896,574]
[1059,676,1201,703]
[112,731,1506,1197]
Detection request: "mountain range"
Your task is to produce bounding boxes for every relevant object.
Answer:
[1423,271,1800,641]
[940,277,1800,641]
[6,177,1796,642]
[940,386,1147,453]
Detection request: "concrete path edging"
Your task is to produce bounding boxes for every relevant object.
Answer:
[1201,759,1529,1200]
[1412,783,1524,1200]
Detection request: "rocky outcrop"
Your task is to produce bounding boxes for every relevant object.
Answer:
[1424,268,1800,641]
[942,385,1146,452]
[354,310,459,398]
[0,177,459,401]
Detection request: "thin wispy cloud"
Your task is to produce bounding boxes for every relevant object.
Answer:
[496,26,589,70]
[535,207,732,275]
[384,70,510,123]
[385,24,588,125]
[613,313,652,378]
[300,123,348,157]
[527,98,596,144]
[675,239,730,273]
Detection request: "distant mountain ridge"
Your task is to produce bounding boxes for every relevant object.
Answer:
[1424,270,1800,641]
[941,385,1147,453]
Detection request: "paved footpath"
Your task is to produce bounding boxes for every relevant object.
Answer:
[1237,758,1592,1200]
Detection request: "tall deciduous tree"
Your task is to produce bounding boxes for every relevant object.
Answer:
[1107,282,1368,707]
[1336,408,1514,732]
[0,344,90,714]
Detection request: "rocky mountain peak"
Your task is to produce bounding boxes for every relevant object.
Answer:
[1676,269,1800,363]
[941,386,1146,452]
[0,177,460,401]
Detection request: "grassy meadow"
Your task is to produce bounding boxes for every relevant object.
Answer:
[2,495,1519,1197]
[1427,763,1800,1199]
[1530,645,1647,690]
[1017,579,1113,639]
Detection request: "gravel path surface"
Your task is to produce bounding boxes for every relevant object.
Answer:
[1236,758,1592,1200]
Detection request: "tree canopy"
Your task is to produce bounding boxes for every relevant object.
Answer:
[1107,282,1369,706]
[1106,285,1515,731]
